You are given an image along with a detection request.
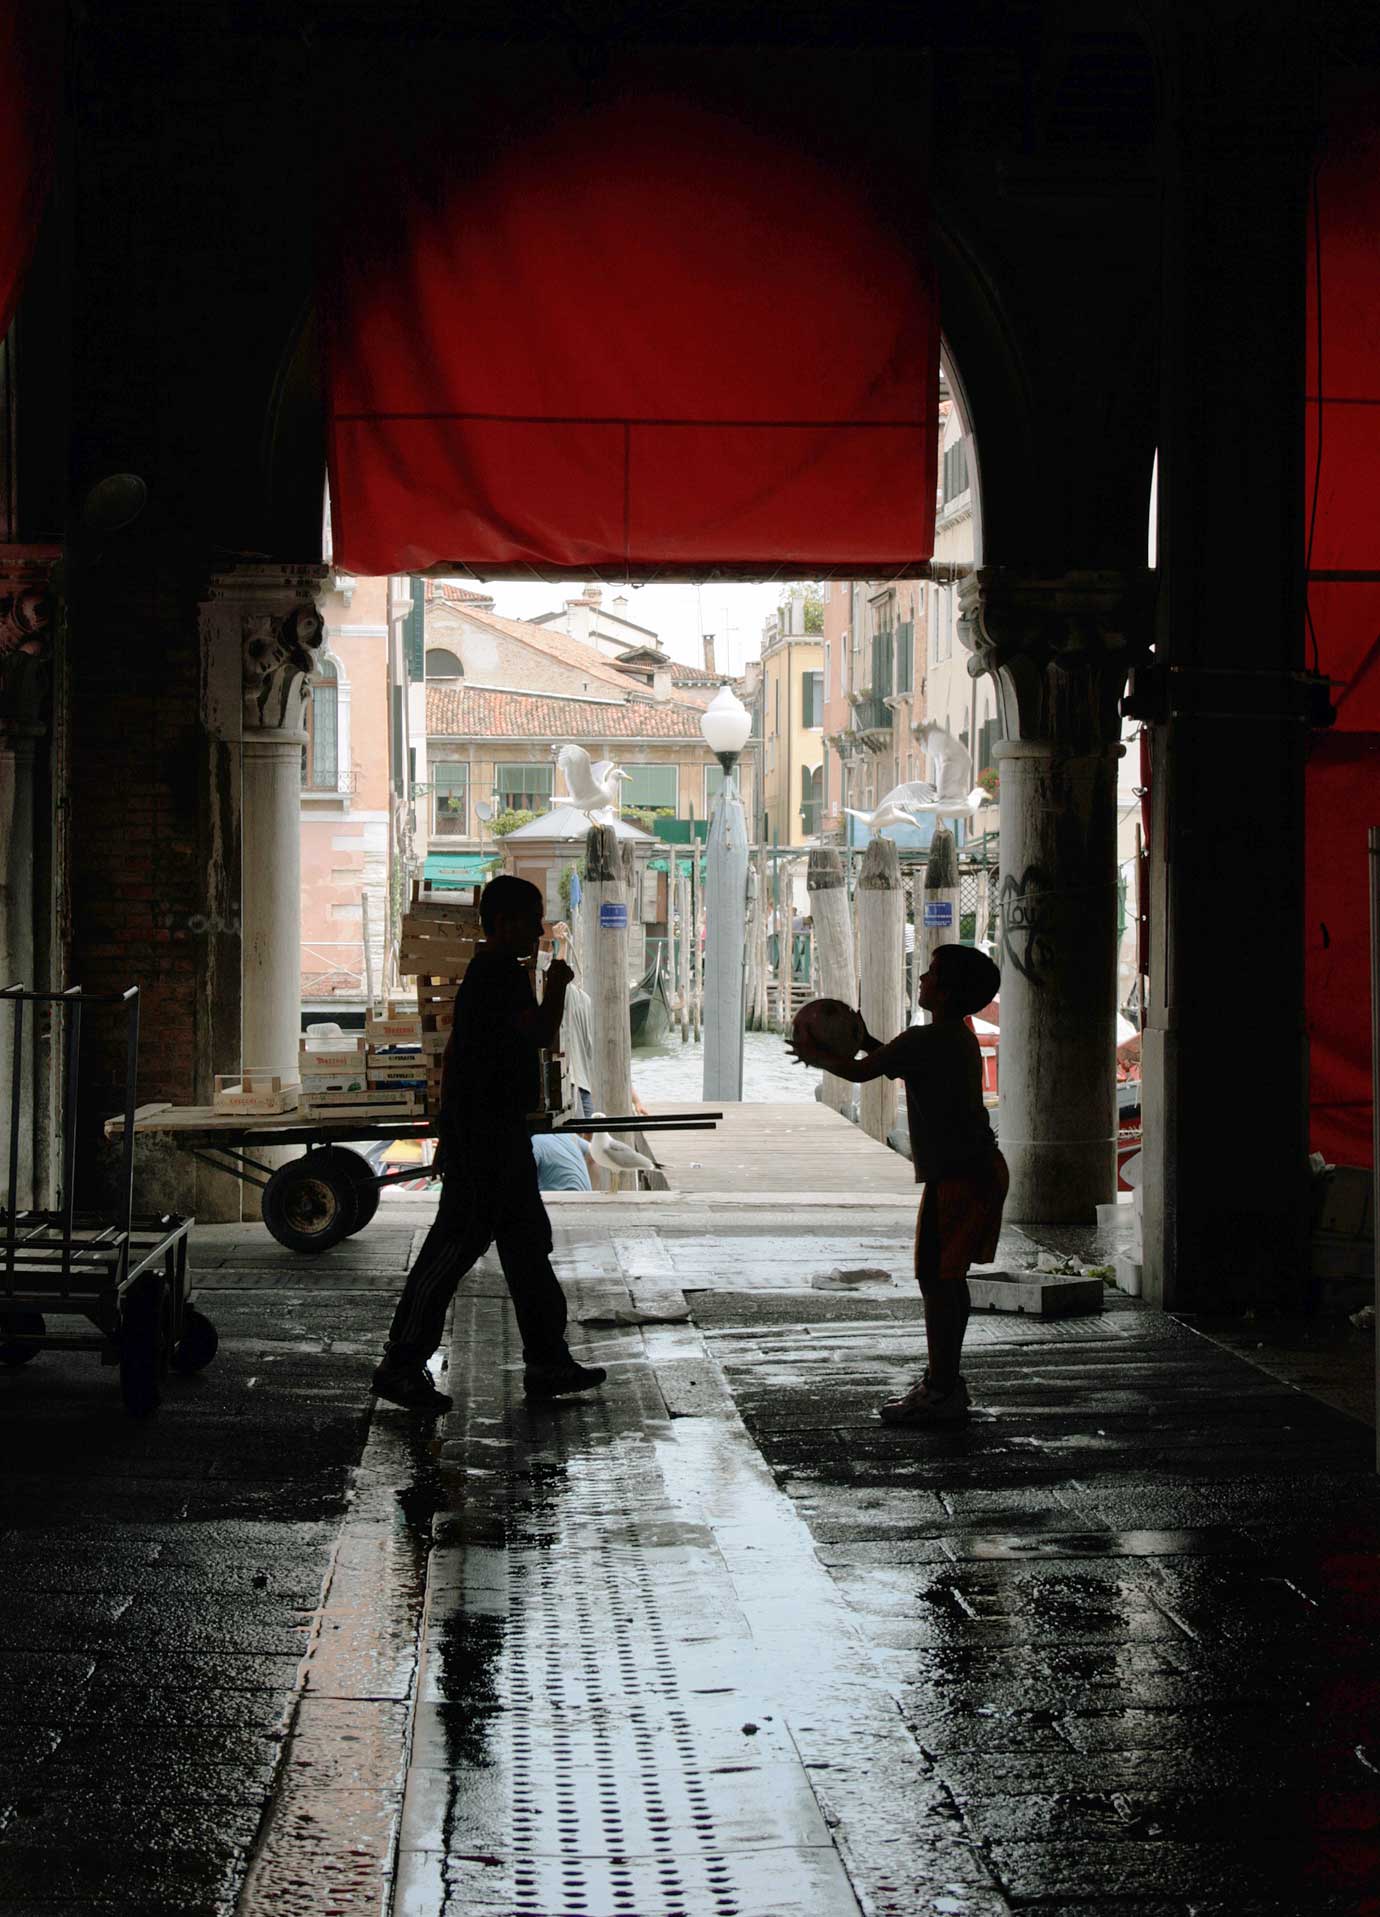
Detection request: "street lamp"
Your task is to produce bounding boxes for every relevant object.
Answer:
[700,684,752,1102]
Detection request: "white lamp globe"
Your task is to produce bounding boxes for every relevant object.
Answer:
[700,684,752,760]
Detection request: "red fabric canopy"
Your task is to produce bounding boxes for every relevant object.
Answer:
[0,0,60,339]
[1305,99,1380,1164]
[324,62,937,580]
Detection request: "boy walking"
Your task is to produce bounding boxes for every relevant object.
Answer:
[788,944,1007,1426]
[372,875,607,1413]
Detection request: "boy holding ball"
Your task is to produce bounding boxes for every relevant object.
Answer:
[788,943,1007,1425]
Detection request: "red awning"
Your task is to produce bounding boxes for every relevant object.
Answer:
[323,56,938,581]
[0,0,60,339]
[1305,96,1380,1164]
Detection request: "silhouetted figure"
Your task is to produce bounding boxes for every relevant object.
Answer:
[789,943,1007,1426]
[372,875,607,1412]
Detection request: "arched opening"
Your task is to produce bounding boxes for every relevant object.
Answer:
[425,646,463,680]
[304,654,340,793]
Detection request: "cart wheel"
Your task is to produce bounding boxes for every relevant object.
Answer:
[120,1275,171,1417]
[312,1147,381,1233]
[262,1157,359,1253]
[0,1312,44,1365]
[171,1303,218,1374]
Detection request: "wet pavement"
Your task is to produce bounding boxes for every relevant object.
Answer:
[0,1194,1377,1914]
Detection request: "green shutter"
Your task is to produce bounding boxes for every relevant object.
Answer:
[403,577,425,682]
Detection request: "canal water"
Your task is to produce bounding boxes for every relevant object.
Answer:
[631,1026,820,1104]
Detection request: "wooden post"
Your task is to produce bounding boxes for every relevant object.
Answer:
[857,837,904,1143]
[676,867,691,1044]
[584,823,632,1123]
[752,841,770,1029]
[807,846,857,1116]
[919,827,961,1007]
[908,866,926,1025]
[974,864,991,950]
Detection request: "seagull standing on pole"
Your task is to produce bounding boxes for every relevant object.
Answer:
[555,744,630,820]
[844,723,988,837]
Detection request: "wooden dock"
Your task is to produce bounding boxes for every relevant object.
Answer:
[644,1100,918,1196]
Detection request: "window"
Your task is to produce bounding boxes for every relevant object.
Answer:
[705,763,724,813]
[426,646,464,679]
[870,627,894,700]
[433,761,469,836]
[621,764,679,812]
[942,437,970,505]
[494,762,553,815]
[774,676,780,733]
[977,714,1000,775]
[895,620,914,695]
[305,659,339,789]
[802,670,823,729]
[823,641,831,701]
[800,763,823,837]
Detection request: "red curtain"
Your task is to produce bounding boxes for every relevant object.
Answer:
[0,0,60,339]
[1305,98,1380,1163]
[323,57,938,580]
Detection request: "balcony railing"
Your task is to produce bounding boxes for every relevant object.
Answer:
[851,697,893,733]
[302,764,359,795]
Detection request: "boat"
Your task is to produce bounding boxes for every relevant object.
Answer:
[629,951,673,1046]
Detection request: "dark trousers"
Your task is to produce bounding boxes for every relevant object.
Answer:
[385,1147,570,1367]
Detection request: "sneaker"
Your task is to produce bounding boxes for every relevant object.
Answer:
[371,1362,453,1413]
[523,1357,607,1400]
[877,1375,970,1426]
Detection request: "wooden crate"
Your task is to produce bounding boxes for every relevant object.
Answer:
[298,1090,421,1118]
[213,1073,298,1115]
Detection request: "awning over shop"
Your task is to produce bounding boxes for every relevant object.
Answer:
[423,852,500,890]
[1305,94,1380,1165]
[323,49,937,581]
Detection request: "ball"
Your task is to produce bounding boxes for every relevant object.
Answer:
[792,997,861,1059]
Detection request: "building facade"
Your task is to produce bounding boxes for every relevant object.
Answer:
[758,588,824,845]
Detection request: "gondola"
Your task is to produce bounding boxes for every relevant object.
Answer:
[629,950,673,1046]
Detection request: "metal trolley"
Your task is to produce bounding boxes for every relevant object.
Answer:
[1,986,216,1416]
[112,1109,722,1254]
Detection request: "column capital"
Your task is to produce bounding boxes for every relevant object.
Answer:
[201,562,328,737]
[957,566,1154,753]
[0,544,62,736]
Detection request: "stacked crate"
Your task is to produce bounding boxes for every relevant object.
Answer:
[397,885,483,1118]
[299,1031,421,1120]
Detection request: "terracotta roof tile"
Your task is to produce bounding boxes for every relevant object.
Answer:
[427,684,707,740]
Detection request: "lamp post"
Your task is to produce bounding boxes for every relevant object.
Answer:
[700,684,752,1101]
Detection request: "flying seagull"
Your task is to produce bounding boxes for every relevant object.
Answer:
[555,744,630,819]
[844,723,989,836]
[587,1117,657,1175]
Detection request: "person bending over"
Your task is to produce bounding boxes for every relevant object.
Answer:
[788,943,1006,1426]
[372,875,607,1413]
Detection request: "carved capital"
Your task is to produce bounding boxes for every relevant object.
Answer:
[203,563,327,737]
[957,566,1154,753]
[0,545,62,735]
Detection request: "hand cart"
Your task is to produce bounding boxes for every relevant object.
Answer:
[2,985,216,1416]
[106,1107,722,1254]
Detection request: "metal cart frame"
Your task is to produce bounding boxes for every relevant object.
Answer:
[110,1108,722,1254]
[1,985,216,1414]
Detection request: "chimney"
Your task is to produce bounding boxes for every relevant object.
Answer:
[583,582,603,605]
[612,593,629,616]
[565,596,593,645]
[702,632,717,676]
[653,662,672,700]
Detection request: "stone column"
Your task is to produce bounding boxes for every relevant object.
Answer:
[196,567,328,1149]
[961,568,1152,1225]
[0,552,58,1208]
[227,569,328,1087]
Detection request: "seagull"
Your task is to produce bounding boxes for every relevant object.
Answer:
[844,724,988,837]
[555,745,630,819]
[587,1116,657,1175]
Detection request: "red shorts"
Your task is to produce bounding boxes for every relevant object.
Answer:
[915,1151,1010,1284]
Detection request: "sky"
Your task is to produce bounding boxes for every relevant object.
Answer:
[456,579,804,677]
